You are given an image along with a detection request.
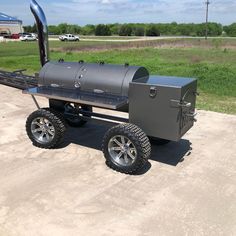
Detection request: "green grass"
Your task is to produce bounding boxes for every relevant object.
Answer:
[0,40,236,114]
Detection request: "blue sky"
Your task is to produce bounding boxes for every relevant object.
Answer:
[1,0,236,26]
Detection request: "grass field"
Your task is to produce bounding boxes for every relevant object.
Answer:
[0,39,236,114]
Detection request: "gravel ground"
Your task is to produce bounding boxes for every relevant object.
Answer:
[0,86,235,236]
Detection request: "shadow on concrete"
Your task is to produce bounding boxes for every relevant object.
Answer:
[150,139,192,166]
[62,121,192,172]
[63,120,115,150]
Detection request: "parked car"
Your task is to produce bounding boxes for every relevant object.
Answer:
[19,32,31,37]
[11,34,20,39]
[0,32,11,38]
[59,34,80,41]
[20,35,37,41]
[30,33,38,39]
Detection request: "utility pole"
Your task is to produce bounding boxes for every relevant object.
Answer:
[205,0,210,40]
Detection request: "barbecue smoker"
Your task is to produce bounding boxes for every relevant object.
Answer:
[0,0,198,174]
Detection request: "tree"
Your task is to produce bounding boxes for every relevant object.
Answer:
[134,26,145,36]
[48,25,59,35]
[31,23,37,33]
[23,24,37,33]
[177,24,196,36]
[119,24,132,36]
[195,24,205,36]
[223,23,236,36]
[69,24,81,34]
[95,24,111,36]
[23,21,227,37]
[109,23,120,35]
[23,25,32,33]
[81,24,95,35]
[207,23,222,36]
[146,25,160,36]
[57,23,69,34]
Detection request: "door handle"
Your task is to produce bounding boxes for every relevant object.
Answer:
[149,86,157,98]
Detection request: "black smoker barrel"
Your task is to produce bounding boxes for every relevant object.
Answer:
[39,61,149,97]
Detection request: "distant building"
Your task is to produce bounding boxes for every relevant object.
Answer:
[0,13,23,35]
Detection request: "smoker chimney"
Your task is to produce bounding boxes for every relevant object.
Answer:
[30,0,49,66]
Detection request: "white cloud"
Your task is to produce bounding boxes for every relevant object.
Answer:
[1,0,236,25]
[101,0,111,4]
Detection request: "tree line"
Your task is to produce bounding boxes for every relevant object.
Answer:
[223,23,236,37]
[23,22,236,37]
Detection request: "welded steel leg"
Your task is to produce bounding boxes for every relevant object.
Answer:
[31,95,40,109]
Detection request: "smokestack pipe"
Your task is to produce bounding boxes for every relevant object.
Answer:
[30,0,49,66]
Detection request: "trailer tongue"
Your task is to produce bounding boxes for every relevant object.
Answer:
[0,70,37,90]
[0,0,198,175]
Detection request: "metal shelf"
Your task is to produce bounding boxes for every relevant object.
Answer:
[23,86,128,110]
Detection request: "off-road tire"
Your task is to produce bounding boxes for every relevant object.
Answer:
[102,123,151,174]
[26,108,66,149]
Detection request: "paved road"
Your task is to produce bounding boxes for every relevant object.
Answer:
[2,36,236,43]
[0,86,235,236]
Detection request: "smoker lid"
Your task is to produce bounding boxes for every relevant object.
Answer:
[39,61,149,97]
[134,75,197,88]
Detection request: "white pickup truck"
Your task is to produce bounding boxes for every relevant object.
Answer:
[59,34,80,42]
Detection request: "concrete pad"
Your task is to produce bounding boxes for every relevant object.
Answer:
[0,86,235,236]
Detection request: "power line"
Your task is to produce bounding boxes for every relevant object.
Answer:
[205,0,210,40]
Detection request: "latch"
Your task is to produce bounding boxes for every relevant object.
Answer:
[179,102,192,108]
[149,86,157,98]
[170,100,191,108]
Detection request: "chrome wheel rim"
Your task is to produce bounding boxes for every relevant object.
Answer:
[31,117,55,143]
[108,135,137,166]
